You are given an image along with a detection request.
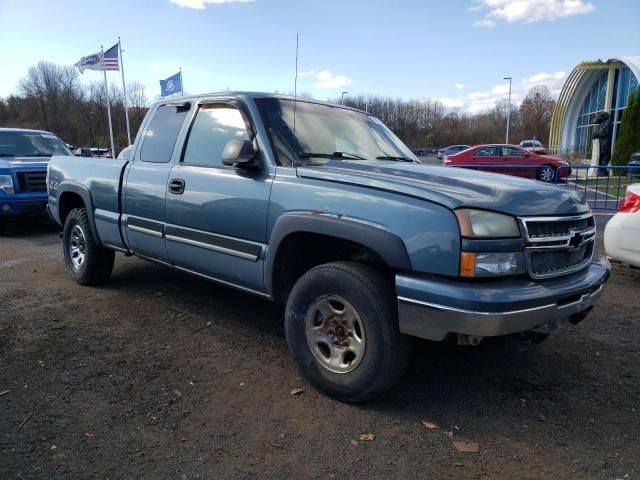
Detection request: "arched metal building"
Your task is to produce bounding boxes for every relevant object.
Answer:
[549,56,639,158]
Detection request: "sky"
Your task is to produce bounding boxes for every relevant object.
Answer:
[0,0,639,112]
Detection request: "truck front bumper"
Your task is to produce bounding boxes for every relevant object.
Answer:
[396,255,610,341]
[0,197,48,219]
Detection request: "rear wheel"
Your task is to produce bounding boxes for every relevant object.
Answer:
[62,208,114,285]
[536,165,556,183]
[285,261,412,403]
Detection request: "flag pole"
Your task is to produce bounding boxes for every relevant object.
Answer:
[101,45,116,159]
[118,37,132,146]
[179,67,183,96]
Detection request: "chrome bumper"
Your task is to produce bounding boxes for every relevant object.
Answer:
[396,256,610,341]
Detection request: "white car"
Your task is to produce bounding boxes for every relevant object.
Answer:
[604,183,640,267]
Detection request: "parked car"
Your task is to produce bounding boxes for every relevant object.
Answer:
[0,128,73,233]
[629,151,640,181]
[74,147,111,158]
[437,144,470,159]
[47,93,609,402]
[604,183,640,268]
[443,144,571,182]
[519,139,547,155]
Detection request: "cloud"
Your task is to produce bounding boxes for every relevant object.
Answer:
[468,91,491,100]
[522,71,565,85]
[436,97,465,108]
[473,18,496,28]
[169,0,254,9]
[471,0,594,26]
[520,71,566,94]
[455,83,467,91]
[311,70,353,89]
[491,83,511,96]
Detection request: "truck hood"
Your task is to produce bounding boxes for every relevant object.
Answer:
[0,156,51,169]
[297,161,588,216]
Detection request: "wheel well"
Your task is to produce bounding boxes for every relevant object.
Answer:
[271,232,392,303]
[58,192,86,225]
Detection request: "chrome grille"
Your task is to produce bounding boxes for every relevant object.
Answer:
[519,213,595,279]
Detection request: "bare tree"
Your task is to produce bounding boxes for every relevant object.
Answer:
[519,85,555,145]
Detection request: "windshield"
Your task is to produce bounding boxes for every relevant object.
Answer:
[255,98,418,166]
[0,131,72,157]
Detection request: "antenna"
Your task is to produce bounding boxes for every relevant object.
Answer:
[293,33,299,137]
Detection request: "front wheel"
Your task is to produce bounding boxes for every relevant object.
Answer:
[537,165,556,183]
[285,261,412,403]
[62,208,114,285]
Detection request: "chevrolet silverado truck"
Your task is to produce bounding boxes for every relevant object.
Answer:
[47,93,610,402]
[0,128,73,233]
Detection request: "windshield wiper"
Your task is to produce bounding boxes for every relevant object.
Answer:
[299,151,367,161]
[376,155,417,163]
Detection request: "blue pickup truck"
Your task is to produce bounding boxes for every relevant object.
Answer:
[47,93,610,402]
[0,128,73,233]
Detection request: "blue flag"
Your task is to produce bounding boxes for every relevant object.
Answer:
[160,71,182,97]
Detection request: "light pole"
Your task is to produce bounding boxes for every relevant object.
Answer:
[341,91,349,105]
[504,77,512,144]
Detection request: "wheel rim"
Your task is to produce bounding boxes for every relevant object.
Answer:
[69,225,87,269]
[539,167,554,182]
[304,295,366,374]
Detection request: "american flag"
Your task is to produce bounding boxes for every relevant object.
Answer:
[102,43,119,71]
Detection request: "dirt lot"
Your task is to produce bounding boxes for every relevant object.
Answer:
[1,216,638,480]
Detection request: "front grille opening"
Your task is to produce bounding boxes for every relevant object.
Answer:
[521,214,595,279]
[526,216,594,238]
[529,243,593,277]
[17,172,47,193]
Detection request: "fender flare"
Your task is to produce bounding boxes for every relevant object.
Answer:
[57,181,101,245]
[264,213,411,294]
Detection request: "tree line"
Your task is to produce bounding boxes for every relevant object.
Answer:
[335,85,556,149]
[0,61,557,153]
[0,61,149,154]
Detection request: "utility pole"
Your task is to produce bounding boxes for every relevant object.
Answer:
[341,91,349,105]
[504,76,512,144]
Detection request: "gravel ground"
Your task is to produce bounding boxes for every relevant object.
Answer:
[1,215,638,480]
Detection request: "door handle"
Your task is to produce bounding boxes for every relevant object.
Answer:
[168,178,185,194]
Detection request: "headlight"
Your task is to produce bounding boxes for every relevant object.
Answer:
[0,175,15,194]
[455,208,520,238]
[460,252,525,277]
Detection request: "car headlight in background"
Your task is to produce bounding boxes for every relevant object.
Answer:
[0,175,15,194]
[455,208,520,238]
[460,252,525,277]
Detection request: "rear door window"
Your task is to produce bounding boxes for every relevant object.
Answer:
[140,105,188,163]
[475,147,497,156]
[500,146,525,156]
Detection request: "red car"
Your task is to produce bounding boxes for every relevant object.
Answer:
[442,144,571,183]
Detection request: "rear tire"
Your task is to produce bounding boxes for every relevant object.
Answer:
[285,261,412,403]
[536,165,556,183]
[62,208,114,285]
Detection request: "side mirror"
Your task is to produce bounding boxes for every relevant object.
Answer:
[222,139,259,168]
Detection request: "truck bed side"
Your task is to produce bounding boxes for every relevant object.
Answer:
[47,155,129,250]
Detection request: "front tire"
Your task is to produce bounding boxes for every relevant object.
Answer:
[285,261,412,403]
[537,165,556,183]
[62,208,114,285]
